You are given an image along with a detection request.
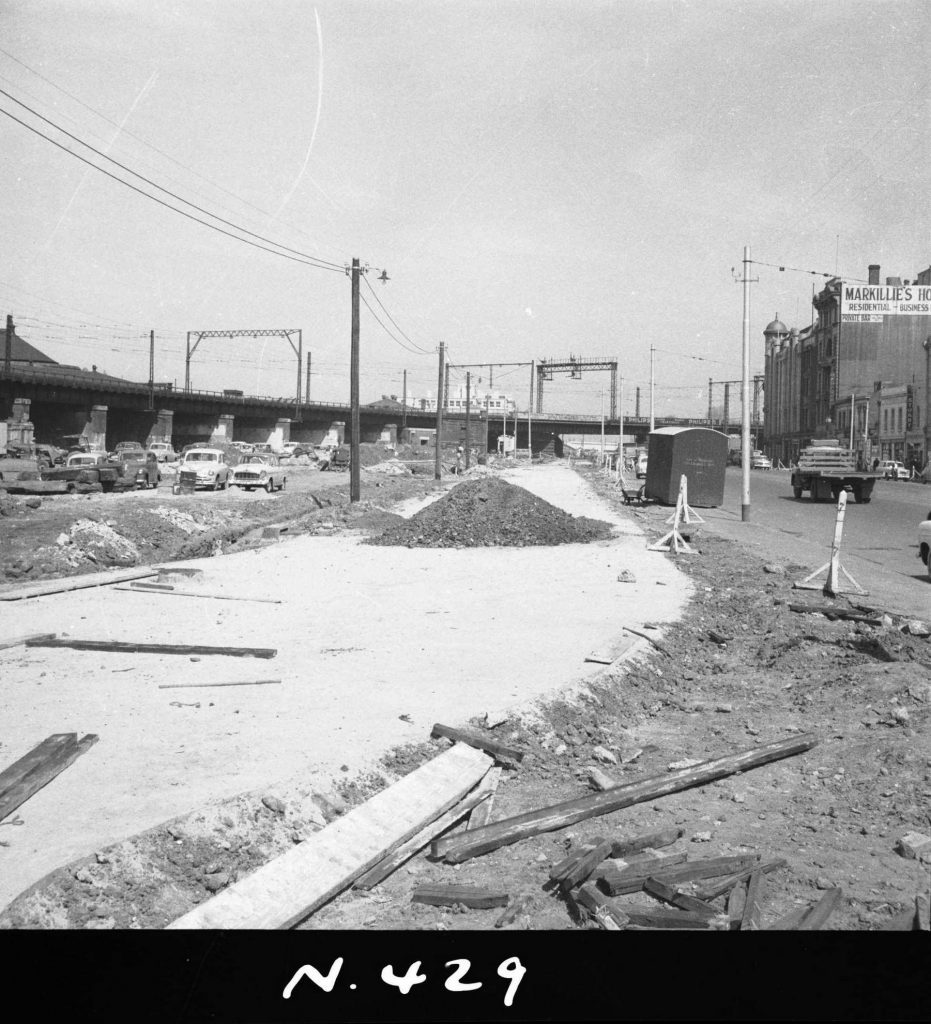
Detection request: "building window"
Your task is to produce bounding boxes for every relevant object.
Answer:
[883,408,888,432]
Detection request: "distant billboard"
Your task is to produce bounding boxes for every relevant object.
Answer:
[841,282,931,323]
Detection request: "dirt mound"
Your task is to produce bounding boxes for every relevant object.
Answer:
[367,477,614,548]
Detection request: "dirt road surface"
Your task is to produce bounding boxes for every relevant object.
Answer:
[0,462,690,916]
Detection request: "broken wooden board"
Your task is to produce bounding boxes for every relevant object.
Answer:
[167,743,493,929]
[431,723,524,762]
[787,602,883,625]
[559,839,615,891]
[611,826,684,857]
[740,868,766,931]
[439,734,817,863]
[624,908,719,930]
[25,639,277,658]
[643,878,717,917]
[0,631,56,651]
[494,893,534,929]
[691,858,788,901]
[118,583,283,604]
[0,734,98,822]
[466,766,501,830]
[0,734,77,800]
[797,887,843,930]
[0,567,159,601]
[412,884,509,910]
[354,769,498,890]
[549,836,608,883]
[575,882,629,930]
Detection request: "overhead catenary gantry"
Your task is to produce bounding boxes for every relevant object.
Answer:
[185,328,303,418]
[536,356,617,418]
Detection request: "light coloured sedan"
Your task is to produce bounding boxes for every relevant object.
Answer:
[230,453,287,492]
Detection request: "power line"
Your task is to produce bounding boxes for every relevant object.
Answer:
[360,274,432,354]
[358,292,431,357]
[0,86,346,273]
[749,258,869,283]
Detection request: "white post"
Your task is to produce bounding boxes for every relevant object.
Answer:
[618,375,624,483]
[649,346,655,433]
[600,387,605,461]
[825,490,848,596]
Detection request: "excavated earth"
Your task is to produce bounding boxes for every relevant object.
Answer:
[0,461,929,935]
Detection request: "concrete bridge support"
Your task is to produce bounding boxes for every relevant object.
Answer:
[4,397,35,448]
[209,413,235,445]
[87,405,108,451]
[146,409,174,447]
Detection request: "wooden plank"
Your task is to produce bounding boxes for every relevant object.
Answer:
[118,583,283,604]
[600,854,759,896]
[354,770,497,890]
[592,849,689,885]
[0,567,159,602]
[741,869,766,931]
[439,734,817,863]
[431,723,524,762]
[727,879,747,929]
[466,766,501,830]
[0,734,77,799]
[560,839,615,890]
[167,743,493,929]
[412,884,509,910]
[157,680,281,689]
[549,836,607,882]
[494,893,534,929]
[797,888,843,930]
[643,878,717,917]
[25,638,277,658]
[692,858,788,901]
[0,631,56,652]
[765,904,813,931]
[624,908,718,930]
[0,734,98,821]
[575,882,629,929]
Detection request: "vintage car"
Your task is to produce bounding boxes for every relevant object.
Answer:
[229,441,255,456]
[879,459,910,481]
[230,453,287,492]
[919,511,931,579]
[112,441,145,458]
[751,452,773,470]
[178,447,232,490]
[147,442,179,463]
[115,449,161,488]
[277,442,308,459]
[251,443,275,456]
[42,452,136,492]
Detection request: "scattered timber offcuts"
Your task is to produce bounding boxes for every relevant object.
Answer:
[157,680,282,690]
[643,878,717,917]
[692,858,788,901]
[466,766,501,830]
[575,882,629,929]
[25,639,277,659]
[727,879,747,927]
[411,885,509,910]
[355,770,499,890]
[0,632,56,651]
[623,626,671,656]
[549,836,607,882]
[123,582,283,603]
[797,888,843,931]
[439,735,817,863]
[599,854,760,896]
[740,869,767,931]
[0,567,159,602]
[584,655,613,665]
[765,905,814,931]
[611,826,684,857]
[787,603,883,625]
[431,723,524,762]
[0,733,98,822]
[0,734,77,796]
[168,744,493,929]
[591,850,688,888]
[559,839,615,890]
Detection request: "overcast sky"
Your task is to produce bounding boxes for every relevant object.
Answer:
[1,0,928,416]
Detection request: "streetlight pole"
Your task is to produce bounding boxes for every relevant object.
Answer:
[649,345,655,433]
[350,258,361,503]
[740,244,752,522]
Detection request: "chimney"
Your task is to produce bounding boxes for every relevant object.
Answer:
[868,264,880,284]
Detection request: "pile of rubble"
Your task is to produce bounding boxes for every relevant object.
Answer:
[368,477,614,548]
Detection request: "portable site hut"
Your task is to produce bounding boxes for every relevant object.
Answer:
[645,427,728,506]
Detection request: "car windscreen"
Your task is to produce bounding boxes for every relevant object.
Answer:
[185,453,218,462]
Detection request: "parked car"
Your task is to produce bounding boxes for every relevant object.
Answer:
[751,452,773,470]
[918,510,931,579]
[147,442,179,463]
[635,452,648,479]
[230,454,287,492]
[115,450,161,488]
[112,441,145,458]
[251,443,275,456]
[229,441,255,456]
[278,442,307,459]
[879,460,909,481]
[42,452,136,492]
[178,447,232,490]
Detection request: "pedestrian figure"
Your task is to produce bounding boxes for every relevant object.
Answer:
[455,446,463,475]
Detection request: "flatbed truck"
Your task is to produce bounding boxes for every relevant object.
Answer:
[790,439,880,504]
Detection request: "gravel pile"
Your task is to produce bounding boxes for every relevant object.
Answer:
[368,477,614,548]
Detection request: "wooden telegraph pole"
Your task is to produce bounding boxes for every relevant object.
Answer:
[305,352,311,404]
[350,258,361,502]
[147,329,155,411]
[465,371,471,470]
[435,342,445,479]
[402,369,408,433]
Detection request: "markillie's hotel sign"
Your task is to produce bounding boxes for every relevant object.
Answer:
[840,283,931,323]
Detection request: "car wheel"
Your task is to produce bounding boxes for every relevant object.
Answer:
[279,477,286,491]
[793,486,803,499]
[213,478,221,491]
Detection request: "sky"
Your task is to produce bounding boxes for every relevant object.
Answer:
[0,0,928,417]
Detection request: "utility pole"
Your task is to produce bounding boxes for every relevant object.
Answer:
[402,369,408,433]
[4,313,13,378]
[724,383,731,431]
[924,337,931,470]
[635,386,641,419]
[740,244,752,522]
[305,352,311,404]
[350,258,361,502]
[444,361,450,415]
[435,342,445,480]
[649,345,655,432]
[528,360,534,461]
[600,387,605,460]
[708,379,713,424]
[618,375,624,473]
[147,329,155,411]
[465,371,471,470]
[295,329,302,420]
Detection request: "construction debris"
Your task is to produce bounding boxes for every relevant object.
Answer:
[431,722,524,762]
[25,638,277,659]
[0,733,99,822]
[157,680,282,689]
[412,884,509,910]
[0,566,159,601]
[0,631,56,651]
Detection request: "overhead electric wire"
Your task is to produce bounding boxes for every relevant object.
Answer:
[0,87,345,273]
[359,275,432,354]
[358,292,432,357]
[749,258,868,283]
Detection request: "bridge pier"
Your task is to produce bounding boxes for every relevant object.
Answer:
[209,413,236,445]
[146,409,174,447]
[3,397,35,449]
[87,405,108,452]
